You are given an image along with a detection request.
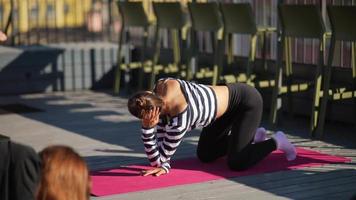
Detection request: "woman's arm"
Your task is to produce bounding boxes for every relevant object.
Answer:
[140,107,171,175]
[141,123,171,173]
[141,108,190,176]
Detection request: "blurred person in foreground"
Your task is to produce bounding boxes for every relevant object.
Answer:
[0,138,41,200]
[36,145,91,200]
[0,138,90,200]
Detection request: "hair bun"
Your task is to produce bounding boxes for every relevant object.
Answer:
[135,98,144,107]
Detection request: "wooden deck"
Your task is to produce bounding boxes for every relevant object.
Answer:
[0,90,355,200]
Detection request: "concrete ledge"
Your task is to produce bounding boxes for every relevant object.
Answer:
[0,43,119,94]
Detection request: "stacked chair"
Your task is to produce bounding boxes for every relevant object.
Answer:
[270,4,326,130]
[114,1,152,94]
[219,3,276,88]
[114,1,356,139]
[311,5,356,138]
[187,2,224,85]
[150,2,188,89]
[114,1,189,93]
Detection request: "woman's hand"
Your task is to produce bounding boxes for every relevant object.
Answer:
[142,107,160,128]
[141,167,167,177]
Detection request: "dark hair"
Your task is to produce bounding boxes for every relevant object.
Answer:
[127,91,164,119]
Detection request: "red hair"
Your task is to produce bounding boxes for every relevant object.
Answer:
[36,145,90,200]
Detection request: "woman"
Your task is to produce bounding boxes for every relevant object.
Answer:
[36,145,90,200]
[128,78,296,176]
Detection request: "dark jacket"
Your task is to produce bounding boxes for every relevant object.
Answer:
[0,138,41,200]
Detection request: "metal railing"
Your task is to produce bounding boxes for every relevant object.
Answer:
[1,0,355,68]
[0,0,120,45]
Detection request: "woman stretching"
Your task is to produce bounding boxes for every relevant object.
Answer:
[128,78,296,176]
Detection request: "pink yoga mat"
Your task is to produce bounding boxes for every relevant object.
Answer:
[91,148,350,197]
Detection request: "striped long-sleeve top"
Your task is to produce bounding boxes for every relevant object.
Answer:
[141,78,217,172]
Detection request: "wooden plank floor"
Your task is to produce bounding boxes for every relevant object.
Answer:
[1,90,355,200]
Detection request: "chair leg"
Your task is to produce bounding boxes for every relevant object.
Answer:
[310,57,328,137]
[113,62,122,95]
[285,37,294,117]
[212,32,224,86]
[315,38,335,139]
[310,35,334,138]
[226,33,236,81]
[261,31,268,71]
[138,68,144,91]
[176,30,184,79]
[352,42,356,128]
[138,29,148,91]
[269,34,284,128]
[310,72,323,138]
[227,34,233,67]
[172,29,181,78]
[247,34,257,82]
[315,69,330,139]
[270,68,282,128]
[211,29,224,86]
[114,28,124,95]
[180,27,189,80]
[186,30,197,81]
[149,27,160,90]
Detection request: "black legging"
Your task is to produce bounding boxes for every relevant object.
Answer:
[197,83,277,171]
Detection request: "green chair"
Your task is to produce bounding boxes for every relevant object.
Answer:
[270,4,326,129]
[114,1,151,94]
[150,2,189,88]
[311,6,356,138]
[219,2,276,87]
[187,2,224,85]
